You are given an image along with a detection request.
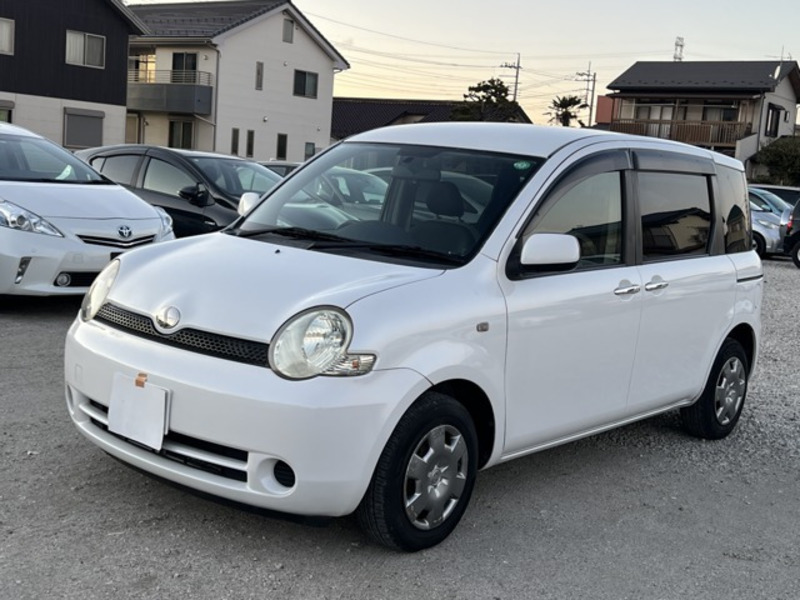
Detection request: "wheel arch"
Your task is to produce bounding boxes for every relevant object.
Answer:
[725,323,757,375]
[428,379,496,469]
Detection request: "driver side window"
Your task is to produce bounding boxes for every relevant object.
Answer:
[526,171,623,268]
[142,158,195,198]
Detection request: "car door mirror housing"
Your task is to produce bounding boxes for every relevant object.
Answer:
[520,233,581,267]
[180,184,212,207]
[238,191,261,216]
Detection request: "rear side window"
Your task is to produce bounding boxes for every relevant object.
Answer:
[95,154,139,186]
[716,165,751,254]
[639,172,711,260]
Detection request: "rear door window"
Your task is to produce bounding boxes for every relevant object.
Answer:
[95,154,140,186]
[639,172,712,260]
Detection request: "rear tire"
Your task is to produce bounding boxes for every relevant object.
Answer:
[356,391,477,551]
[681,338,748,440]
[791,240,800,269]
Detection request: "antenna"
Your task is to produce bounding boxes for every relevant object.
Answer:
[673,37,685,62]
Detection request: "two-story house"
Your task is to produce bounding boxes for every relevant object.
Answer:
[126,0,348,162]
[605,61,800,171]
[0,0,146,147]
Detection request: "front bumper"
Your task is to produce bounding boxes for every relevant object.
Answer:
[65,317,428,517]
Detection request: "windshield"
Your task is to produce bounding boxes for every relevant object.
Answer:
[190,157,282,198]
[235,142,543,267]
[0,134,106,183]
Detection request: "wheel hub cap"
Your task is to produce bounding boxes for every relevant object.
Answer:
[714,357,745,426]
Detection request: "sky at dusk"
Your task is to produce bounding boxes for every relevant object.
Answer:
[126,0,799,125]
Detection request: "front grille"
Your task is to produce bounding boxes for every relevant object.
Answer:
[88,400,248,482]
[78,234,156,249]
[95,303,270,367]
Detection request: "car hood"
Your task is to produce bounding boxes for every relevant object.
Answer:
[107,233,443,341]
[0,181,158,219]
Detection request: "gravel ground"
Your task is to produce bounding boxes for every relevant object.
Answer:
[1,258,798,600]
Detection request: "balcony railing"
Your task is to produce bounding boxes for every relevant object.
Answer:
[127,69,213,115]
[128,69,214,86]
[610,119,751,147]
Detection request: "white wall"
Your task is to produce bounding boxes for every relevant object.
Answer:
[0,92,126,146]
[213,12,337,162]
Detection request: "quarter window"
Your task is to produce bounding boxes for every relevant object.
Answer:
[95,154,139,186]
[293,70,318,98]
[66,31,105,68]
[716,165,751,254]
[639,172,711,260]
[0,18,14,55]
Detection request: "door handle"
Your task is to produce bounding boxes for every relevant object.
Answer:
[614,284,641,296]
[645,280,669,292]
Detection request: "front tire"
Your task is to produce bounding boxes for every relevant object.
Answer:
[681,338,748,440]
[356,391,478,551]
[753,233,766,257]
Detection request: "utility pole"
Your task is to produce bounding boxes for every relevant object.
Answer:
[576,63,597,127]
[500,53,522,102]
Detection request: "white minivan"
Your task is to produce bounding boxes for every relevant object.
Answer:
[0,123,174,295]
[65,123,761,551]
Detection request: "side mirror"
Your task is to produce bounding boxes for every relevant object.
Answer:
[179,183,212,207]
[238,191,261,216]
[520,233,580,267]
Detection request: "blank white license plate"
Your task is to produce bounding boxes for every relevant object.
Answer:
[108,373,170,451]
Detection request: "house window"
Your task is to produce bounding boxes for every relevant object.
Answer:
[172,52,197,83]
[293,70,318,98]
[765,104,782,138]
[169,120,193,149]
[129,53,156,83]
[0,100,12,123]
[276,133,288,160]
[64,108,104,149]
[66,31,105,68]
[304,142,315,160]
[231,128,240,155]
[283,19,294,43]
[246,130,255,158]
[0,18,14,55]
[702,102,738,122]
[255,61,264,90]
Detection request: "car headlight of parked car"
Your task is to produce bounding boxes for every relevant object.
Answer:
[755,219,779,230]
[0,199,63,237]
[80,260,120,322]
[154,206,174,237]
[269,307,375,379]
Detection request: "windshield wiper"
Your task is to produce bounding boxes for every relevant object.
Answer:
[228,226,350,243]
[311,241,465,265]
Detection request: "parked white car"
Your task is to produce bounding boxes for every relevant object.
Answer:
[65,123,761,551]
[0,123,174,295]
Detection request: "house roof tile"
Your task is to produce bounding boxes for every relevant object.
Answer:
[128,0,285,37]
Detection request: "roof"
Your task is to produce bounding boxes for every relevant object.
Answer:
[608,61,800,97]
[332,98,532,140]
[106,0,149,34]
[127,0,348,70]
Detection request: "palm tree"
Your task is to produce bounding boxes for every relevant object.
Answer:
[546,95,588,127]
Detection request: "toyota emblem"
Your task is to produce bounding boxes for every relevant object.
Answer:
[118,225,133,239]
[155,306,181,330]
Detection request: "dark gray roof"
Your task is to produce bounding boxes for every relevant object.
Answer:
[128,0,286,37]
[332,98,532,140]
[608,61,800,96]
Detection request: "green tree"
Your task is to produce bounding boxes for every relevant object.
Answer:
[451,78,522,122]
[754,137,800,185]
[546,95,588,127]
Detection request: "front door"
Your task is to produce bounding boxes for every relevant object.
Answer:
[502,166,641,454]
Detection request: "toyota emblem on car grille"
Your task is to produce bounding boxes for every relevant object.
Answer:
[155,306,181,330]
[118,225,133,239]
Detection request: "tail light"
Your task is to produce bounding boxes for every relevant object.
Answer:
[788,214,794,236]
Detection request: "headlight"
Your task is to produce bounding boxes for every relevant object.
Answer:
[80,260,120,322]
[0,200,63,237]
[756,219,778,230]
[154,206,173,237]
[269,307,375,379]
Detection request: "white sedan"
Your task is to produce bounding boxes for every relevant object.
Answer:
[0,123,174,295]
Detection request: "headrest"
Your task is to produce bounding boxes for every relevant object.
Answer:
[425,181,464,218]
